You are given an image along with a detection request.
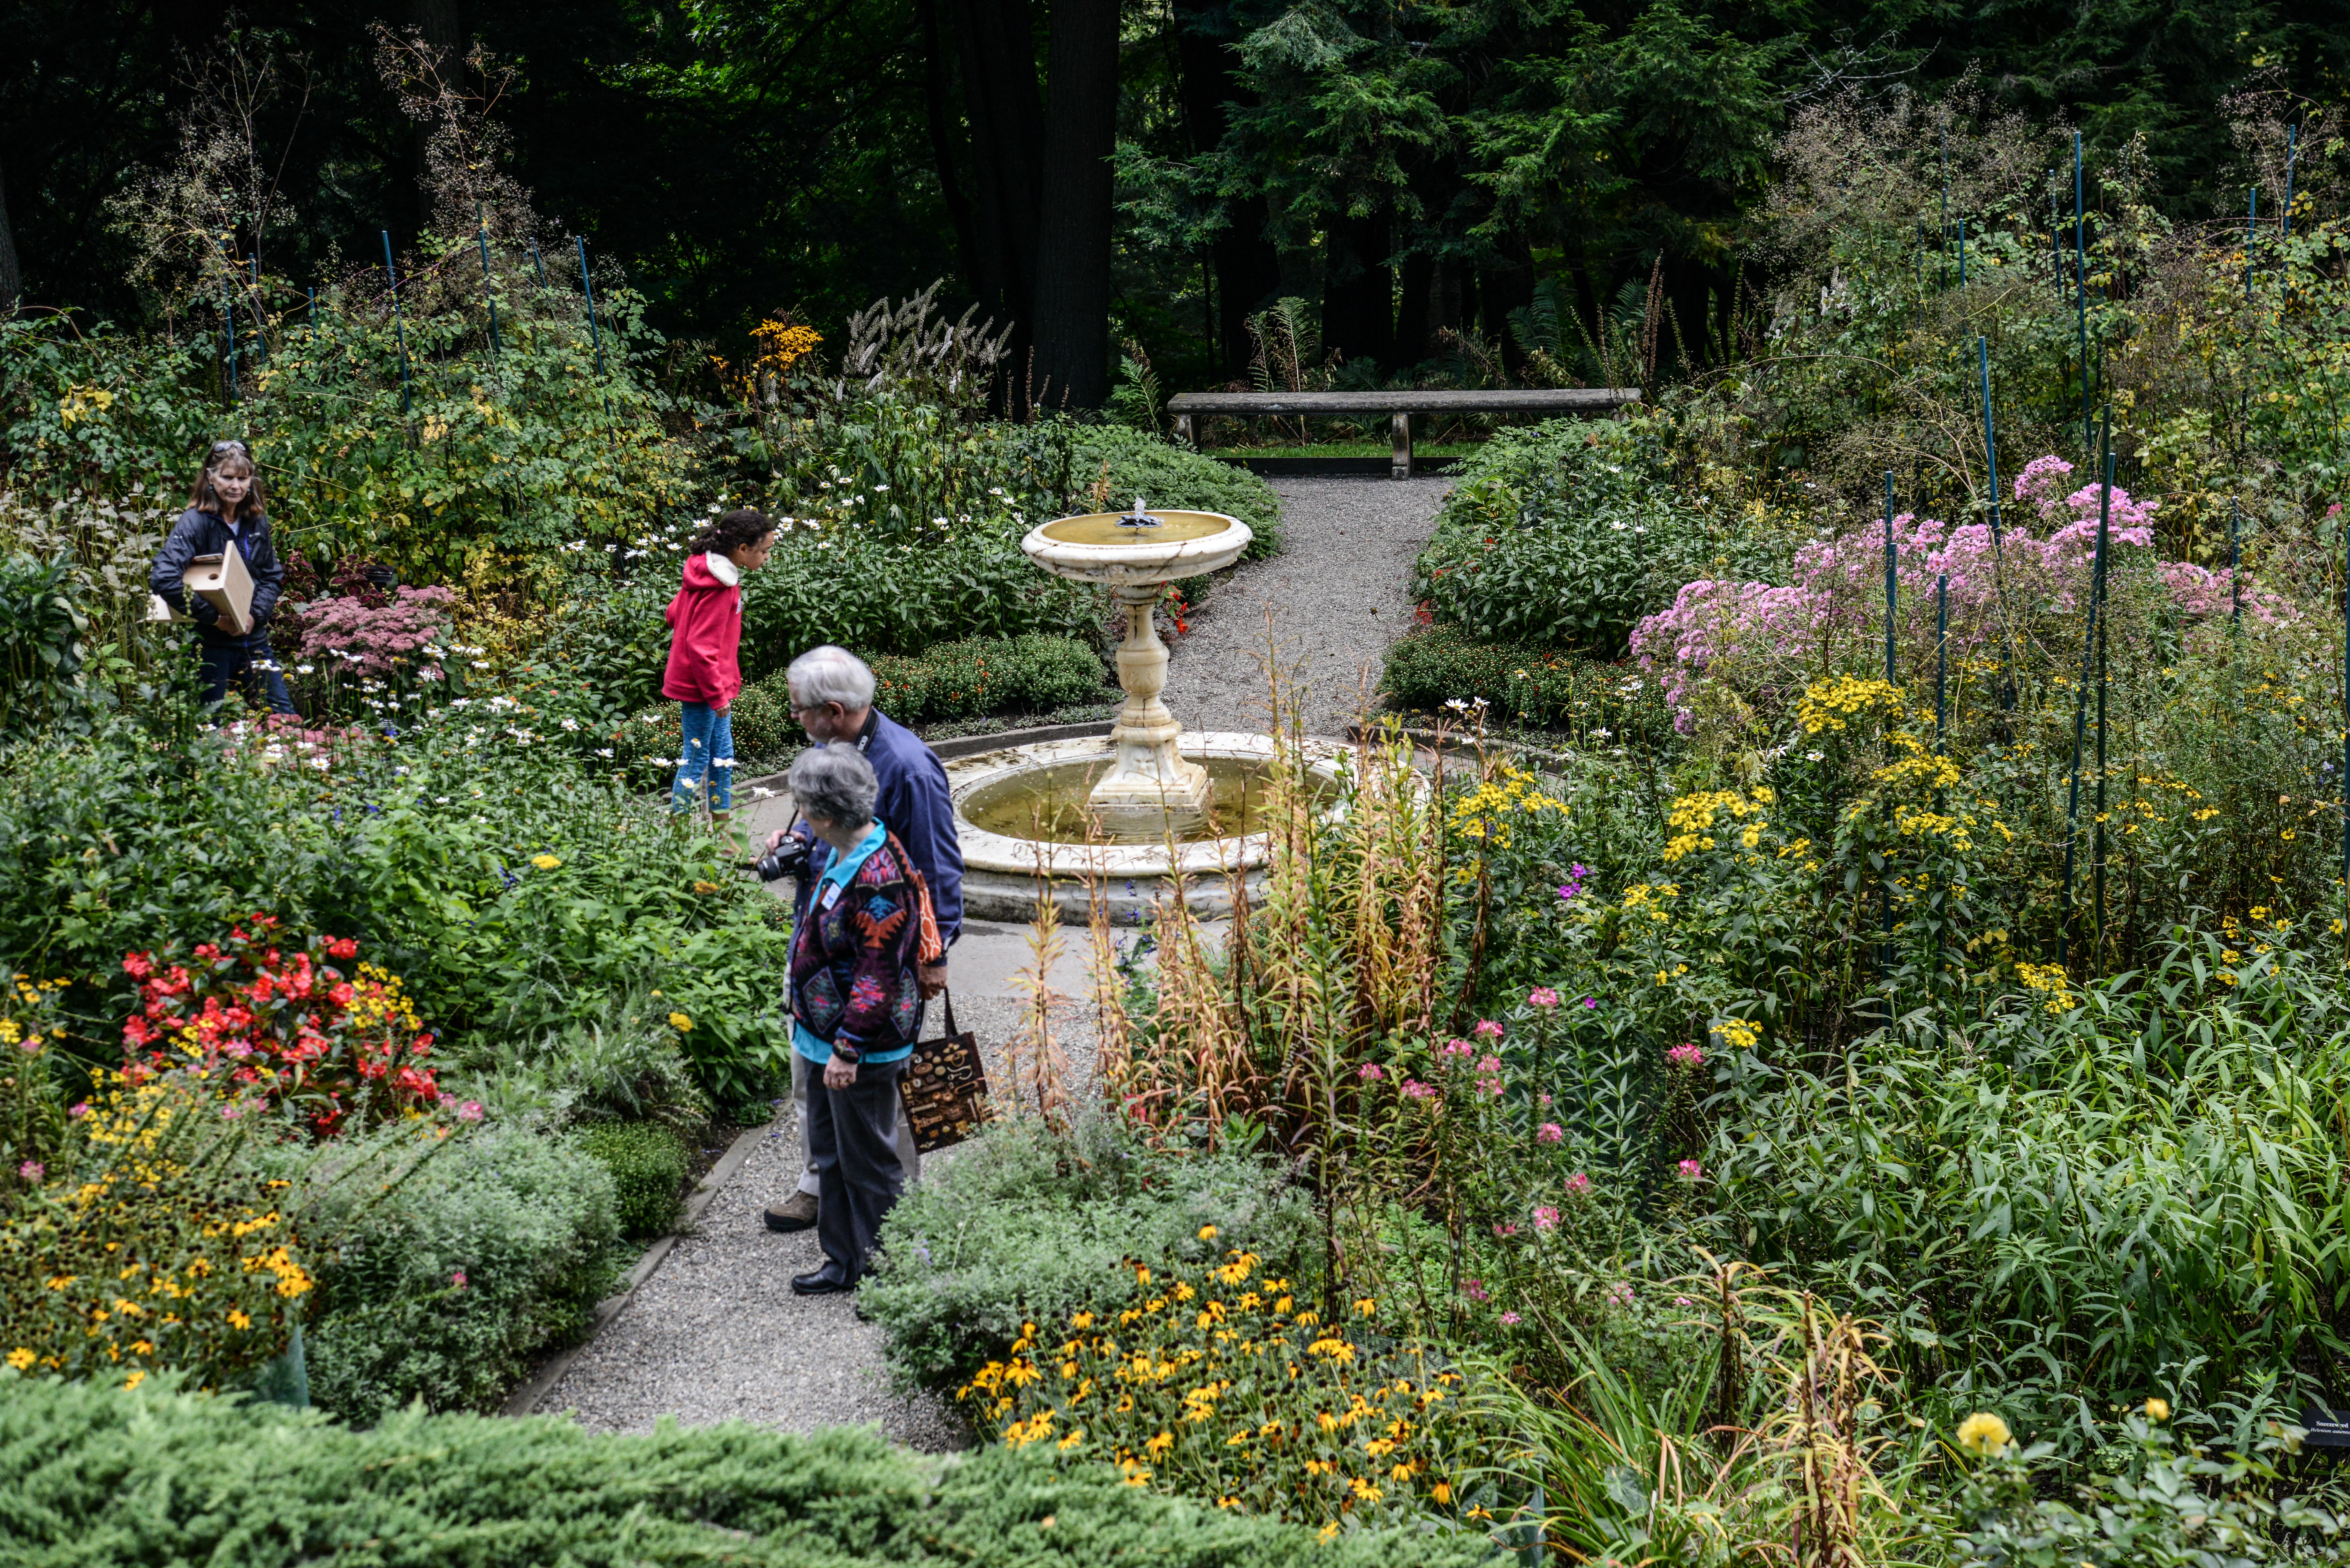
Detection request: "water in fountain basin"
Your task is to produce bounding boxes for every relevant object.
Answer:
[959,756,1335,845]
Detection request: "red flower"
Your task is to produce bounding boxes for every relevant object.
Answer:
[325,937,359,961]
[123,952,154,980]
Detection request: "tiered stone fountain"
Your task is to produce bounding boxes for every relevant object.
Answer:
[948,501,1345,923]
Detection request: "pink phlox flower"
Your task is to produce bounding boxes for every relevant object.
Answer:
[1528,986,1560,1008]
[1401,1079,1437,1100]
[1358,1062,1384,1081]
[18,1160,43,1181]
[451,1270,468,1289]
[1565,1172,1591,1196]
[1440,1038,1473,1059]
[1537,1122,1564,1144]
[1532,1206,1559,1230]
[457,1100,485,1122]
[1666,1040,1704,1070]
[1493,1221,1518,1237]
[1477,1054,1503,1074]
[1676,1158,1704,1180]
[1474,1019,1504,1039]
[1499,1311,1523,1326]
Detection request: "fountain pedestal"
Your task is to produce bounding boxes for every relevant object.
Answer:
[1090,583,1212,834]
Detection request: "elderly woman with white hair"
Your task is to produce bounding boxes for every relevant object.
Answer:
[780,741,929,1294]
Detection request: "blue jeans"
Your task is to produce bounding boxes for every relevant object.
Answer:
[672,701,734,812]
[197,635,296,715]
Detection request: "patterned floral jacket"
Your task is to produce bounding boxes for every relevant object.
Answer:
[788,826,925,1064]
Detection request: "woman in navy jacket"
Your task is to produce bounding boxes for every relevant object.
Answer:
[149,440,294,714]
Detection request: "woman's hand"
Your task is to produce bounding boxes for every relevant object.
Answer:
[823,1056,858,1091]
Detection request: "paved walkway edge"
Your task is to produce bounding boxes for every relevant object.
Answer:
[504,1121,771,1417]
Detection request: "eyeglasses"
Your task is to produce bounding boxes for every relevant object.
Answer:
[208,440,252,458]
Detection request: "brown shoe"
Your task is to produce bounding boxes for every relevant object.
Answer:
[763,1191,818,1233]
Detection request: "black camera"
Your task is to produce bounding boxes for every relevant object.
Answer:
[752,835,811,883]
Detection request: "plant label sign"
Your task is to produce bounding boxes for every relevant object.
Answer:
[2301,1399,2350,1448]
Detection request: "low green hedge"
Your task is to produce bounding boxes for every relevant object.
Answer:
[861,1113,1312,1393]
[576,1120,691,1237]
[1382,625,1672,745]
[616,633,1109,782]
[288,1122,624,1421]
[0,1376,1496,1567]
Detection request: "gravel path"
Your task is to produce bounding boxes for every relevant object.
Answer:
[532,992,1097,1444]
[1166,476,1451,740]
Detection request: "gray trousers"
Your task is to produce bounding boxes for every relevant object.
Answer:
[792,1051,919,1197]
[807,1055,909,1280]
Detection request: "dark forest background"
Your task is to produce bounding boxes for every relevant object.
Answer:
[6,0,2346,405]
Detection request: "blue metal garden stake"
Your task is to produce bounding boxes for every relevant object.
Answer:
[1979,337,2003,553]
[2093,433,2112,954]
[1935,573,1949,752]
[2058,409,2113,972]
[577,236,614,418]
[2230,499,2242,627]
[382,230,413,416]
[477,215,503,354]
[1884,471,1898,684]
[2246,186,2259,297]
[529,239,549,287]
[2075,132,2091,456]
[222,280,239,404]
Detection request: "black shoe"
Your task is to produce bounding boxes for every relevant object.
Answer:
[791,1264,853,1296]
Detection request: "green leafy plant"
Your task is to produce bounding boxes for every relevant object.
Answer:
[575,1120,690,1238]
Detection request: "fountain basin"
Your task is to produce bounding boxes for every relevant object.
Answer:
[950,731,1348,924]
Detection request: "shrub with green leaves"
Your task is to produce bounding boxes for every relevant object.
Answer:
[1413,419,1775,656]
[861,1113,1313,1393]
[0,1374,1497,1567]
[576,1120,691,1238]
[1380,625,1673,745]
[290,1120,622,1420]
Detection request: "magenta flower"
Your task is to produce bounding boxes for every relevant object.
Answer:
[1607,1281,1634,1308]
[1402,1079,1437,1100]
[457,1100,485,1122]
[1528,986,1560,1008]
[451,1270,468,1289]
[1666,1040,1704,1070]
[1537,1122,1564,1144]
[1477,1054,1502,1074]
[1493,1221,1518,1237]
[67,1102,89,1119]
[1581,997,1598,1010]
[1441,1038,1473,1059]
[1676,1158,1704,1181]
[1538,1093,1554,1107]
[1474,1019,1505,1039]
[1475,1075,1503,1097]
[1533,1206,1559,1230]
[1462,1278,1490,1302]
[1358,1062,1385,1082]
[1499,1311,1523,1326]
[17,1160,43,1181]
[1565,1172,1591,1196]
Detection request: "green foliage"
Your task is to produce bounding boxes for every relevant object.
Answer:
[0,702,794,1111]
[291,1120,622,1420]
[1380,625,1673,743]
[468,989,713,1134]
[871,634,1108,725]
[0,554,89,736]
[1944,1415,2341,1565]
[1413,420,1776,655]
[861,1113,1314,1393]
[575,1120,690,1238]
[0,1375,1498,1567]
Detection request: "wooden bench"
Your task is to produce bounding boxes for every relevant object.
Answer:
[1165,387,1641,479]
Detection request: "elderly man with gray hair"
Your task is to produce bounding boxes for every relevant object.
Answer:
[762,644,963,1236]
[779,742,928,1293]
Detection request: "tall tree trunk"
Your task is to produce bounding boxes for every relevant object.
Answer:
[946,0,1044,383]
[1321,209,1393,372]
[1174,4,1280,377]
[916,0,982,303]
[0,155,20,311]
[1030,0,1119,409]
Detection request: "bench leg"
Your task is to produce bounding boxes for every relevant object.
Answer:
[1172,412,1195,450]
[1390,412,1412,479]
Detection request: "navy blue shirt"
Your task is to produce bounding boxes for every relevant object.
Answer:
[799,709,964,947]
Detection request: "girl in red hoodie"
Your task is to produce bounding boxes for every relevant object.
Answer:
[664,508,777,827]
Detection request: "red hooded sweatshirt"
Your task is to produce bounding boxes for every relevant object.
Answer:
[662,552,745,707]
